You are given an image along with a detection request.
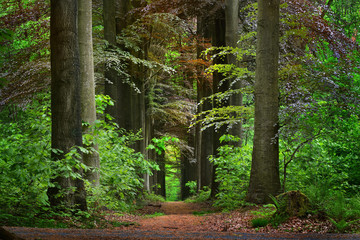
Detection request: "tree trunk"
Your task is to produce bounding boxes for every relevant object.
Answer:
[226,0,242,146]
[78,0,100,186]
[181,128,197,200]
[197,16,213,191]
[48,0,87,210]
[103,0,119,122]
[211,11,227,199]
[246,0,281,204]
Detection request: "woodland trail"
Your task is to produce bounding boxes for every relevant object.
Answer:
[3,202,360,239]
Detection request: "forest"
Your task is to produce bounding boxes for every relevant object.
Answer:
[1,0,360,236]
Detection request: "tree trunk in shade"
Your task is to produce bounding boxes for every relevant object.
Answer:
[247,0,282,204]
[48,0,87,210]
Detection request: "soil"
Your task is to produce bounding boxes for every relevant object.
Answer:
[3,202,360,239]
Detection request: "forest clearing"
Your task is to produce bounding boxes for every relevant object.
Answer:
[1,0,360,239]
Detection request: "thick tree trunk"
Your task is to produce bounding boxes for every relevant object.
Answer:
[246,0,281,204]
[0,227,25,240]
[79,0,100,186]
[49,0,87,210]
[226,0,242,146]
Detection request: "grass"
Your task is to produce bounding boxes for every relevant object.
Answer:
[143,212,165,218]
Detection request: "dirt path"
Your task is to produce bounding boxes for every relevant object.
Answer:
[132,201,210,232]
[3,202,360,239]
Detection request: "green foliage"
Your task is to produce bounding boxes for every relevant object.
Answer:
[210,135,252,210]
[250,204,277,218]
[144,212,165,218]
[185,187,211,203]
[142,192,166,203]
[251,218,269,228]
[147,136,179,155]
[185,181,197,196]
[0,94,52,218]
[0,93,157,226]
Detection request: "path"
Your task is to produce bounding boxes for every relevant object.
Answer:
[3,202,360,239]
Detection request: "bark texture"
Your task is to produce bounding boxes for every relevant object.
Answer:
[247,0,281,204]
[196,16,213,191]
[79,0,100,186]
[49,0,87,210]
[103,0,119,121]
[226,0,242,145]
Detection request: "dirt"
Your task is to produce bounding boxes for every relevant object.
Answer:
[3,201,360,239]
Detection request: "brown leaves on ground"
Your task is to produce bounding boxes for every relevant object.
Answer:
[105,202,344,234]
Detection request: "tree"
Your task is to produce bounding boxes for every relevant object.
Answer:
[47,0,87,210]
[226,0,242,145]
[103,0,119,122]
[246,0,281,204]
[78,0,100,186]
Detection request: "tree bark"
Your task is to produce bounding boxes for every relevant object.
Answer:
[79,0,100,186]
[246,0,281,204]
[197,16,214,191]
[48,0,87,210]
[226,0,242,146]
[103,0,119,122]
[211,10,227,198]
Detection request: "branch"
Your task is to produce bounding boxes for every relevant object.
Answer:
[284,130,323,168]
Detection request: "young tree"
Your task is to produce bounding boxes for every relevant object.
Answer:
[246,0,281,204]
[79,0,100,186]
[48,0,87,210]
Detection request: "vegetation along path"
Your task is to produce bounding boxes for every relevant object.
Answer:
[3,202,360,239]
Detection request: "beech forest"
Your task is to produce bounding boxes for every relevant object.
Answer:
[1,0,360,236]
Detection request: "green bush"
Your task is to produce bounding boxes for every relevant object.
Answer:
[0,94,157,225]
[210,135,251,210]
[251,217,269,228]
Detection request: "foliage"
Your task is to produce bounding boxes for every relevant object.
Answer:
[184,187,211,203]
[210,135,252,210]
[251,218,269,228]
[185,181,197,196]
[0,93,157,225]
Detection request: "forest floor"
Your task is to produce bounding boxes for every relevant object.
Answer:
[4,201,360,239]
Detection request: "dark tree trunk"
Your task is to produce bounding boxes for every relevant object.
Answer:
[211,10,228,199]
[48,0,87,210]
[155,152,166,198]
[246,0,282,204]
[196,16,214,191]
[226,0,242,146]
[103,0,119,122]
[181,128,198,200]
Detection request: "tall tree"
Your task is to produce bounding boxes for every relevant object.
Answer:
[226,0,242,145]
[103,0,119,121]
[78,0,100,186]
[48,0,87,210]
[246,0,281,204]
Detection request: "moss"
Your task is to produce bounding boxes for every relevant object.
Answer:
[275,190,310,217]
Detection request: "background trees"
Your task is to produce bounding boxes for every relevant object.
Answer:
[0,0,359,226]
